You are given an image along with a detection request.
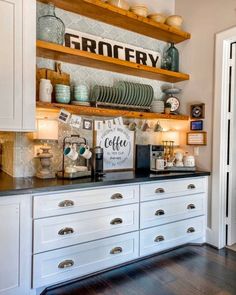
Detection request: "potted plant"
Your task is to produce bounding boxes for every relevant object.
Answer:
[164,102,172,114]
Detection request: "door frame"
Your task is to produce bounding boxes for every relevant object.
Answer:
[211,26,236,249]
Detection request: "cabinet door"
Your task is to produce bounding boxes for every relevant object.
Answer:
[0,0,35,131]
[0,195,32,295]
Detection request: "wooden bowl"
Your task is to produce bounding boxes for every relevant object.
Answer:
[148,13,167,24]
[107,0,130,10]
[165,15,183,29]
[130,5,148,17]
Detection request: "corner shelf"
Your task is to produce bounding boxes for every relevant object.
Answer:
[38,0,191,44]
[37,41,190,83]
[36,102,189,120]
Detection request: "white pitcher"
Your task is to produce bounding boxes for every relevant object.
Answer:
[39,79,53,103]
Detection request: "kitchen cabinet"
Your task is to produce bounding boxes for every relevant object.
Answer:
[0,195,32,295]
[0,0,35,131]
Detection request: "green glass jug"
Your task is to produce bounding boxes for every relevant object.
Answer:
[166,43,179,72]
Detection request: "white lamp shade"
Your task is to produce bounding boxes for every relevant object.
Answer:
[161,130,180,146]
[35,118,58,140]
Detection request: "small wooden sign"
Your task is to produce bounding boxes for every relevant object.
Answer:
[187,131,207,146]
[96,126,134,171]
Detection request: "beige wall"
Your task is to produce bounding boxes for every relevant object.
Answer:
[176,0,236,171]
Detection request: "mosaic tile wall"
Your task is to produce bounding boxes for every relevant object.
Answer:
[0,2,189,178]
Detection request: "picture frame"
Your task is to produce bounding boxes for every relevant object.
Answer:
[187,131,207,146]
[190,103,205,119]
[190,120,203,131]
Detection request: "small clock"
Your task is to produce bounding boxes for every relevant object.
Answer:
[166,96,180,112]
[191,104,205,119]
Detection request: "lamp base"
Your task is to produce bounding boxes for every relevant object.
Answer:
[36,170,55,179]
[36,145,55,179]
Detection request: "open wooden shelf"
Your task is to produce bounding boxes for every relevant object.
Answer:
[38,0,191,44]
[37,41,190,83]
[36,102,190,120]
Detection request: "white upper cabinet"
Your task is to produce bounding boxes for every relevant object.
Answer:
[0,0,35,131]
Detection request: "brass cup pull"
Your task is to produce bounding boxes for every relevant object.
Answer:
[58,227,74,236]
[187,184,196,190]
[58,200,75,208]
[154,235,165,242]
[110,218,123,225]
[187,227,196,233]
[58,260,74,269]
[111,193,123,200]
[155,188,165,194]
[187,204,196,210]
[155,209,165,216]
[110,247,123,255]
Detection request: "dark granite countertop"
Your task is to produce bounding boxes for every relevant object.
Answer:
[0,170,210,196]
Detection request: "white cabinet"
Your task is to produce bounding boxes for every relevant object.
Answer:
[0,0,35,131]
[0,195,32,295]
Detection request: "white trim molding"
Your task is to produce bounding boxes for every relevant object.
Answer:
[211,26,236,249]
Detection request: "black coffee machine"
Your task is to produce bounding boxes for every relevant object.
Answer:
[91,146,104,176]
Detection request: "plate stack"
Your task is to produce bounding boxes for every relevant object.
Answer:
[151,100,164,113]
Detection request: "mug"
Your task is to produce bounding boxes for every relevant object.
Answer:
[184,155,195,167]
[39,79,53,102]
[64,145,79,161]
[79,145,92,160]
[155,158,167,170]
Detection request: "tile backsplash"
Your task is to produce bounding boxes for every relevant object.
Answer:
[0,2,188,178]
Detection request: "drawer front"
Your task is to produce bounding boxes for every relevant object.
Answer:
[33,232,139,288]
[140,194,205,229]
[34,204,139,253]
[33,184,139,218]
[140,216,205,257]
[140,177,206,202]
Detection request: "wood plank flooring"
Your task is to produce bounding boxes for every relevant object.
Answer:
[43,245,236,295]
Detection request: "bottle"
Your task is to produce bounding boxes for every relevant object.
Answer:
[37,3,65,45]
[166,43,179,72]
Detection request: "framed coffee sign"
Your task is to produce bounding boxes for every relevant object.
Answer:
[65,29,161,68]
[96,126,134,171]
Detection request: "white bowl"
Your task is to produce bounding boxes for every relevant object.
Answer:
[107,0,130,10]
[165,15,183,29]
[131,5,148,17]
[148,13,167,24]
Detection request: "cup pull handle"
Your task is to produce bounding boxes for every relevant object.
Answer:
[187,204,196,210]
[110,247,123,255]
[58,200,75,208]
[111,193,123,200]
[187,227,195,233]
[154,235,165,242]
[187,184,196,190]
[155,209,165,216]
[58,260,74,269]
[110,218,123,225]
[58,227,74,236]
[155,188,165,194]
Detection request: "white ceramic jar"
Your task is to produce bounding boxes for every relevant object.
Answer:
[184,155,195,167]
[39,79,53,103]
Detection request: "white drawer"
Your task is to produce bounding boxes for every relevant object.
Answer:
[33,232,139,288]
[140,216,205,257]
[33,184,139,218]
[140,194,205,229]
[140,177,206,202]
[34,204,139,253]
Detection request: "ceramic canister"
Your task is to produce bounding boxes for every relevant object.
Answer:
[39,79,53,102]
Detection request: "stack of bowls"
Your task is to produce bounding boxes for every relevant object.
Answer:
[151,100,165,113]
[55,84,71,104]
[72,85,90,106]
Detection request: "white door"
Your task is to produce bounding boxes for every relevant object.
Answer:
[226,42,236,246]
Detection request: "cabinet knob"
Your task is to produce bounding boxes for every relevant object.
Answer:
[155,188,165,194]
[110,247,123,255]
[58,227,74,236]
[187,184,196,190]
[58,260,74,269]
[154,235,165,242]
[110,218,123,225]
[111,193,123,200]
[187,227,195,233]
[58,200,75,208]
[187,204,196,210]
[155,209,165,216]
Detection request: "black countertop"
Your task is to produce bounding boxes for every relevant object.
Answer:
[0,170,210,196]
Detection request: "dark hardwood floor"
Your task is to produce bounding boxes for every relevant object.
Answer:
[43,245,236,295]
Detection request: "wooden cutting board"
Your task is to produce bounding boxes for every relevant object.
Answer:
[36,62,70,101]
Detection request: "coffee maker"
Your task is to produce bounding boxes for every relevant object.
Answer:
[135,145,164,171]
[91,146,104,176]
[150,145,165,171]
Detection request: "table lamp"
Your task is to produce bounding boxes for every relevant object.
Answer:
[34,118,58,179]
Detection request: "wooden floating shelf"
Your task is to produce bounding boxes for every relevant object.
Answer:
[37,41,190,83]
[38,0,191,44]
[36,102,190,120]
